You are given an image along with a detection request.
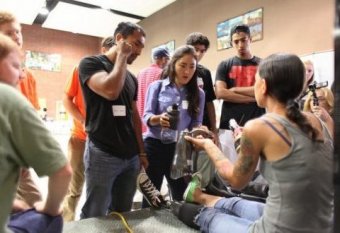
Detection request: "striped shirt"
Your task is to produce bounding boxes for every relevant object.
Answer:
[136,63,163,133]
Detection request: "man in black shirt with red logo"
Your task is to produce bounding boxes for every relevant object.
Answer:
[215,24,265,162]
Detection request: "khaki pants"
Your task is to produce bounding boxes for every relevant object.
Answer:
[16,169,42,207]
[62,136,85,221]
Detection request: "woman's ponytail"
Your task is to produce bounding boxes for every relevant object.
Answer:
[286,99,317,141]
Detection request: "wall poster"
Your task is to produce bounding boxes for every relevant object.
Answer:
[217,8,263,50]
[25,50,62,72]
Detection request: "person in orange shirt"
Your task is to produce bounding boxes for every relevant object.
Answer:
[0,11,40,110]
[18,69,40,110]
[0,10,42,211]
[62,36,115,221]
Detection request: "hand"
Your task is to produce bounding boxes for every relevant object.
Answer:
[140,156,149,170]
[184,134,214,151]
[12,199,31,213]
[233,126,243,139]
[311,106,329,122]
[116,40,132,57]
[159,113,170,128]
[34,201,62,217]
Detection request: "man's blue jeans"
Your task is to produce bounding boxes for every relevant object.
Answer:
[80,140,139,219]
[195,197,264,233]
[8,209,62,233]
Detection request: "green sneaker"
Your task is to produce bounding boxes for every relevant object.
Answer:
[183,173,202,203]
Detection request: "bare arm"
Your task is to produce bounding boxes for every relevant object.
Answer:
[34,164,72,216]
[86,41,132,100]
[309,106,334,137]
[230,86,255,97]
[206,102,220,146]
[215,80,256,103]
[228,134,259,189]
[206,102,217,132]
[185,121,261,190]
[12,199,30,213]
[132,101,148,169]
[62,93,85,124]
[304,110,334,139]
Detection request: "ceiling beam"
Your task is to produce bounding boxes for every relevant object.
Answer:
[61,0,145,20]
[33,0,59,25]
[33,0,145,25]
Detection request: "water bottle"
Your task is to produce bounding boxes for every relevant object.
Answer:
[161,104,179,144]
[229,119,242,153]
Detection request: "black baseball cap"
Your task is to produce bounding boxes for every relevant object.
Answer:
[153,48,170,59]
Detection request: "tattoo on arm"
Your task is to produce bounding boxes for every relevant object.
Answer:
[235,136,255,177]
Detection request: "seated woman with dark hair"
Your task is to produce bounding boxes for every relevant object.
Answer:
[182,53,334,233]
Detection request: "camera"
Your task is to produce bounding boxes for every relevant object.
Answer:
[308,81,328,106]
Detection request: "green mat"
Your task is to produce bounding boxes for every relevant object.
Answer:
[63,208,199,233]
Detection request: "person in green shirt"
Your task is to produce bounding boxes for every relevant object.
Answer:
[0,34,72,233]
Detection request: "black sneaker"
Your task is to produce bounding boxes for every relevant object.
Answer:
[137,173,169,208]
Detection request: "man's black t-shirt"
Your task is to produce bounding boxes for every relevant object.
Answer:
[78,55,138,158]
[197,64,216,129]
[215,56,265,129]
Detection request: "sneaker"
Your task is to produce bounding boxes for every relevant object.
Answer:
[183,173,202,203]
[137,173,167,208]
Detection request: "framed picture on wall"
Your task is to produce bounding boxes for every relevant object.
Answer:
[25,50,62,72]
[216,7,263,51]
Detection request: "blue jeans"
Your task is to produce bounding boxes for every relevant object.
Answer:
[195,197,264,233]
[8,209,62,233]
[80,140,140,218]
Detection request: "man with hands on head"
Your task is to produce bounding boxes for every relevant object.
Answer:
[61,36,115,222]
[78,22,148,218]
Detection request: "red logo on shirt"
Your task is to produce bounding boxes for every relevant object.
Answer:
[229,65,258,87]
